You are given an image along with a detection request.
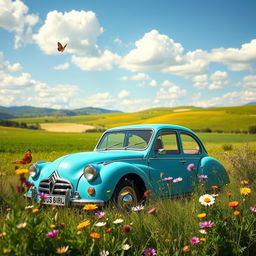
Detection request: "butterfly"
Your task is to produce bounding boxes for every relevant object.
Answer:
[57,42,67,52]
[13,149,32,165]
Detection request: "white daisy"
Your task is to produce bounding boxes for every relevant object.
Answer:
[199,194,215,206]
[113,218,124,224]
[121,244,130,250]
[94,222,107,227]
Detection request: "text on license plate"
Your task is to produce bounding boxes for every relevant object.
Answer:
[43,195,66,206]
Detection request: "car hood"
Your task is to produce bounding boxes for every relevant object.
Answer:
[41,150,146,181]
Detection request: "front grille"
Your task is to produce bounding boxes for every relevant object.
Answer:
[38,171,72,195]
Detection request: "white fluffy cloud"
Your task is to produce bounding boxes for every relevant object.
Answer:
[0,0,39,48]
[122,30,184,71]
[71,50,121,71]
[33,10,103,55]
[118,90,130,99]
[192,71,229,90]
[192,89,256,108]
[210,40,256,71]
[156,84,187,100]
[237,75,256,88]
[53,62,70,70]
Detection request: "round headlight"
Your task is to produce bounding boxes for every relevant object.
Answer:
[29,164,38,178]
[83,165,97,181]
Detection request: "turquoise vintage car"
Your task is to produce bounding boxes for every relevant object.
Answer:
[26,124,229,207]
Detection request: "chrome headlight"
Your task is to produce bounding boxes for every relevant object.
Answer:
[83,165,97,181]
[29,164,38,178]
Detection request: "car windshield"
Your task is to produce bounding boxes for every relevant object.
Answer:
[96,129,153,150]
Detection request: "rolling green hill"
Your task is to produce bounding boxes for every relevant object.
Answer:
[9,105,256,133]
[0,106,121,119]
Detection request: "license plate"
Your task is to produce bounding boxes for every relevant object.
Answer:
[43,195,66,206]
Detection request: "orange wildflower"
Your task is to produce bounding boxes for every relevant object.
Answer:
[56,246,69,254]
[90,232,101,239]
[240,180,249,185]
[234,210,240,216]
[228,201,239,208]
[182,245,191,252]
[83,204,98,211]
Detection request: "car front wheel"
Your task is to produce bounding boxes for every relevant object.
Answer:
[112,178,139,209]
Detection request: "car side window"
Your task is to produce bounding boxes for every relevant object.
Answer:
[155,131,179,154]
[181,133,201,155]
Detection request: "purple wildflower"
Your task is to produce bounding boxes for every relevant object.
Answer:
[198,175,208,180]
[144,248,157,256]
[39,192,48,200]
[190,237,200,244]
[173,177,183,183]
[199,221,214,229]
[94,211,105,219]
[187,163,195,171]
[46,229,59,238]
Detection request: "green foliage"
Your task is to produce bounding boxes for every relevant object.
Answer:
[248,125,256,134]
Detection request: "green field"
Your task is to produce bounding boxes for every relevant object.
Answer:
[11,105,256,133]
[0,125,256,255]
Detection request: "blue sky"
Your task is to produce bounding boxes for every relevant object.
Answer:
[0,0,256,112]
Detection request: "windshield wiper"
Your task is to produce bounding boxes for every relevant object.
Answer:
[124,142,145,149]
[104,142,123,150]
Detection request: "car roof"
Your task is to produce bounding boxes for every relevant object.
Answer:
[107,124,194,134]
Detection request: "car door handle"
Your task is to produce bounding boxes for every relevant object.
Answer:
[179,160,187,164]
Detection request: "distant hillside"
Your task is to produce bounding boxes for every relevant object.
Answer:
[9,105,256,133]
[0,106,121,119]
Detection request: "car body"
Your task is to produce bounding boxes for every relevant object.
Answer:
[25,124,229,207]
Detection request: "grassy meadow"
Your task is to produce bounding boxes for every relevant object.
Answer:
[0,109,256,255]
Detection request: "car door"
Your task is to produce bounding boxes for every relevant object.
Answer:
[179,131,203,190]
[148,129,189,197]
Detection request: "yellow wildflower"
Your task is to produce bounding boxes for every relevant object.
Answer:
[32,208,39,213]
[15,169,28,175]
[83,204,98,211]
[3,248,10,254]
[197,213,206,219]
[240,187,251,195]
[240,180,249,185]
[50,224,56,228]
[77,220,90,229]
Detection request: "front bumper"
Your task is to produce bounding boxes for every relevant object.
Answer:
[24,189,105,206]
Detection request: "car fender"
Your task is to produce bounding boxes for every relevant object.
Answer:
[199,156,229,188]
[76,161,151,202]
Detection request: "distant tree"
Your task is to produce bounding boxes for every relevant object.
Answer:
[248,125,256,134]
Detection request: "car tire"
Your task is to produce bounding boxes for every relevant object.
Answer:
[112,178,140,209]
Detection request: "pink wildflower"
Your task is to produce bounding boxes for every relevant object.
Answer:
[39,192,48,200]
[190,237,200,244]
[144,248,157,256]
[148,208,157,214]
[163,177,173,181]
[250,206,256,213]
[187,163,195,171]
[198,175,208,180]
[94,211,105,219]
[199,221,214,229]
[46,229,59,238]
[173,177,183,183]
